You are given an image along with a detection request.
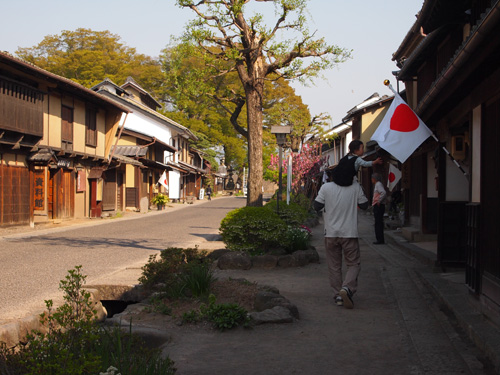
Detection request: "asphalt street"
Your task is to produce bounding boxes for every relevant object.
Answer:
[0,196,246,323]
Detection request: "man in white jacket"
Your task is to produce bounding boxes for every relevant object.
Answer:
[314,180,368,309]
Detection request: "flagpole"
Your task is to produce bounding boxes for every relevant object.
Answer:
[383,80,469,181]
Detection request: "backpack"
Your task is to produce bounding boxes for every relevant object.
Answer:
[331,155,358,186]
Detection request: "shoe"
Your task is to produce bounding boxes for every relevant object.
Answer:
[373,241,385,245]
[335,296,343,306]
[339,287,354,309]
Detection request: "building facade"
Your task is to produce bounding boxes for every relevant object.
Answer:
[0,52,129,226]
[391,0,500,318]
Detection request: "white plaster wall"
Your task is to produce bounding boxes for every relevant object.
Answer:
[445,144,470,201]
[124,112,172,145]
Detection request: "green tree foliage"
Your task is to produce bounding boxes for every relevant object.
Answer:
[175,0,351,207]
[16,28,164,97]
[161,43,248,170]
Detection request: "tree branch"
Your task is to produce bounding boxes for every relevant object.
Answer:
[214,96,248,139]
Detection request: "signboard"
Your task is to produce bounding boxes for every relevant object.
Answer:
[34,169,45,211]
[77,170,86,192]
[57,159,71,168]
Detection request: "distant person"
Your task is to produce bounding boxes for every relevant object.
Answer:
[314,179,369,309]
[371,173,387,245]
[331,140,383,186]
[206,185,212,201]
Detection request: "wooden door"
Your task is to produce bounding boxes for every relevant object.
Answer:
[102,169,117,211]
[117,172,124,211]
[0,164,30,225]
[51,168,75,220]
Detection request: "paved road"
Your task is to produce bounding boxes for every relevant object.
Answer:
[0,197,246,323]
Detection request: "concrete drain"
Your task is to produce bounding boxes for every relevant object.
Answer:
[101,300,137,318]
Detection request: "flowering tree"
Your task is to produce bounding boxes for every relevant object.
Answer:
[265,142,325,199]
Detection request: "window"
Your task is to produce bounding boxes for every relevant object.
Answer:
[61,105,73,151]
[86,106,97,147]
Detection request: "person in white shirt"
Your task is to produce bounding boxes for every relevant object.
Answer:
[314,180,369,309]
[371,173,387,245]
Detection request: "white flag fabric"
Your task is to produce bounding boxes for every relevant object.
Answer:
[371,93,433,163]
[387,163,402,191]
[158,170,169,190]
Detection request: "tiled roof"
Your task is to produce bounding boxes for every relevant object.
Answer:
[112,145,148,157]
[0,52,131,113]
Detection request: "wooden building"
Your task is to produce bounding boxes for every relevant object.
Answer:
[0,52,130,226]
[92,78,207,208]
[392,0,500,319]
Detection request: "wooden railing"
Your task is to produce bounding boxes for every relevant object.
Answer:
[0,76,44,136]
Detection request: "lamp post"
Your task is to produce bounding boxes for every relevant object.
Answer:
[271,125,291,214]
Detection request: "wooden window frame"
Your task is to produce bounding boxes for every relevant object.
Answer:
[85,105,98,147]
[61,105,73,151]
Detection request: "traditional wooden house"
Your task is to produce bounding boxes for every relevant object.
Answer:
[322,120,352,170]
[92,78,203,208]
[391,0,500,318]
[0,52,130,226]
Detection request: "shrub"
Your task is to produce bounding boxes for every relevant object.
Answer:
[178,262,216,298]
[289,192,314,212]
[139,247,203,288]
[0,266,176,375]
[139,247,213,299]
[151,193,169,206]
[264,200,310,226]
[184,294,249,331]
[219,207,288,255]
[284,225,312,253]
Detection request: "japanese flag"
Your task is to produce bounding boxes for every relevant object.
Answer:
[158,170,169,191]
[371,93,433,163]
[387,163,402,191]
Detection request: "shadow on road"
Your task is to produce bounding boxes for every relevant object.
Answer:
[6,236,164,251]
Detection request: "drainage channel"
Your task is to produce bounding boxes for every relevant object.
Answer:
[101,300,138,318]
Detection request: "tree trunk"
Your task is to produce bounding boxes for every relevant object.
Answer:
[245,85,264,207]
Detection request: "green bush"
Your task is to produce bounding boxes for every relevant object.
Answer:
[284,226,312,253]
[0,266,176,375]
[139,248,203,287]
[219,207,288,255]
[178,262,216,298]
[264,200,309,226]
[139,247,214,299]
[289,192,314,212]
[184,294,249,331]
[151,193,169,206]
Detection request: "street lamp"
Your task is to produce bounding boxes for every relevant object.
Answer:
[271,125,291,214]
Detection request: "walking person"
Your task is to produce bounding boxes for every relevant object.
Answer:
[206,185,212,201]
[314,180,369,309]
[371,173,387,245]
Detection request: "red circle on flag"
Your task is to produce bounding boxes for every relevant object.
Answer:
[390,104,419,132]
[388,172,396,183]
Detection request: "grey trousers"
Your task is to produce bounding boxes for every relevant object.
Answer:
[324,237,361,297]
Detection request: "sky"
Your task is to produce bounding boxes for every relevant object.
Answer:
[0,0,424,128]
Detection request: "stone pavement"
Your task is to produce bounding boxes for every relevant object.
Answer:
[377,211,500,374]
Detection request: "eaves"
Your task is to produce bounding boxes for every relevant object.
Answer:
[416,2,500,115]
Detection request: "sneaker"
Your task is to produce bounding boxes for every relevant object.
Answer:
[335,296,343,306]
[339,287,354,309]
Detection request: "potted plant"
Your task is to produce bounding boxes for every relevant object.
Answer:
[151,193,169,210]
